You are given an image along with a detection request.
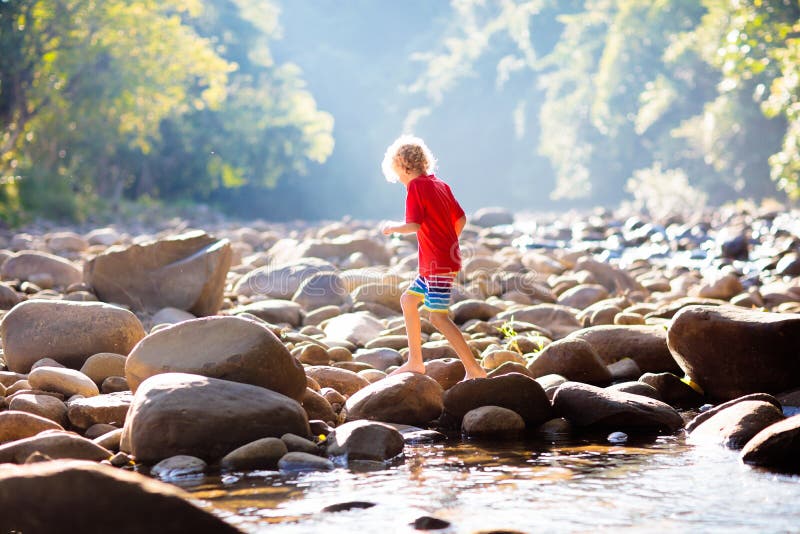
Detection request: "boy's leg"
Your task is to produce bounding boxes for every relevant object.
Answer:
[390,282,426,375]
[423,273,486,380]
[429,312,487,380]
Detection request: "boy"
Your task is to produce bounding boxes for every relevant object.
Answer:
[380,135,487,380]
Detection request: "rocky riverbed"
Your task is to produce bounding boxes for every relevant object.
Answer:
[0,204,799,533]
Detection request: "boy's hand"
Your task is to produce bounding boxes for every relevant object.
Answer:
[381,221,399,235]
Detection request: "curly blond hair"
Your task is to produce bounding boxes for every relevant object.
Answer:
[382,135,437,183]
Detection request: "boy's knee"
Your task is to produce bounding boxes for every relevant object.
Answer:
[429,311,451,329]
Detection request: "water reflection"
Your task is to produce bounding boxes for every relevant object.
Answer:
[183,433,800,533]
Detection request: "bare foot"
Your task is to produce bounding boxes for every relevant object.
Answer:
[389,363,426,376]
[461,369,488,381]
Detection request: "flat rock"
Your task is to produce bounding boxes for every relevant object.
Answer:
[67,392,133,430]
[8,394,68,426]
[278,451,335,472]
[229,299,303,327]
[0,300,145,373]
[151,455,207,479]
[220,437,288,471]
[494,304,581,340]
[741,415,800,471]
[292,272,350,311]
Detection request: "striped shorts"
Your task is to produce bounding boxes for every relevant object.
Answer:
[406,273,456,313]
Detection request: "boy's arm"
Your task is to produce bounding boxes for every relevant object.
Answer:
[382,221,420,235]
[454,215,466,237]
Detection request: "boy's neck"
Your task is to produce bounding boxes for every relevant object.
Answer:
[400,172,428,187]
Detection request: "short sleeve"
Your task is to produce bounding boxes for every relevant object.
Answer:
[405,181,424,224]
[448,185,465,223]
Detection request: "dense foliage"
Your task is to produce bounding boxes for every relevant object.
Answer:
[411,0,800,206]
[1,1,798,223]
[0,0,332,222]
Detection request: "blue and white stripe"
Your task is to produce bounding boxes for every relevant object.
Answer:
[407,273,455,313]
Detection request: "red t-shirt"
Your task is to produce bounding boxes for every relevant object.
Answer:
[405,174,466,276]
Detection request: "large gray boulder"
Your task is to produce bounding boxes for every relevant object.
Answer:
[121,373,310,464]
[84,231,231,316]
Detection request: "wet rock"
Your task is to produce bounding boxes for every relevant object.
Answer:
[345,372,444,425]
[281,433,319,455]
[84,231,232,316]
[151,455,207,479]
[0,431,111,463]
[326,420,404,461]
[0,300,145,373]
[639,372,704,408]
[526,338,612,386]
[29,366,99,398]
[323,312,385,347]
[688,400,785,449]
[306,366,369,398]
[684,393,782,432]
[67,392,132,430]
[125,316,306,401]
[667,305,800,401]
[553,382,683,432]
[412,516,451,530]
[741,415,800,471]
[322,501,376,513]
[121,373,310,464]
[443,373,551,425]
[495,304,581,340]
[292,271,350,311]
[538,417,572,436]
[0,411,63,445]
[0,460,241,533]
[220,437,288,471]
[80,353,127,385]
[568,325,679,374]
[278,451,335,472]
[301,388,337,423]
[234,258,336,299]
[8,394,68,426]
[462,406,525,437]
[425,358,465,390]
[0,251,82,289]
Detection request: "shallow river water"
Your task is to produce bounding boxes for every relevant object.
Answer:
[179,431,800,534]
